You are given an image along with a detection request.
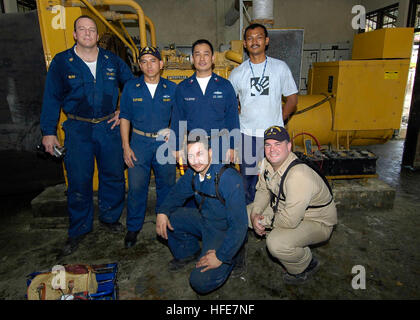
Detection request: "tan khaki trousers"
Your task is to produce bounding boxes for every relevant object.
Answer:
[247,204,333,275]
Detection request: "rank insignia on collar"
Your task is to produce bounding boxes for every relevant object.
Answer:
[163,84,167,88]
[189,79,194,84]
[206,173,211,180]
[69,58,73,62]
[136,83,140,87]
[264,169,269,181]
[214,77,219,82]
[104,55,109,59]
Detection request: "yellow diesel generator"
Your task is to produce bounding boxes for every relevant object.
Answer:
[35,0,414,186]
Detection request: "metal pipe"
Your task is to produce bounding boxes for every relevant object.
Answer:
[79,0,138,61]
[225,50,243,64]
[86,0,147,48]
[239,0,252,40]
[99,11,157,47]
[144,15,156,47]
[118,20,139,58]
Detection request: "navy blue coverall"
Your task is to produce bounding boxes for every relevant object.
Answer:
[171,73,240,161]
[158,164,248,294]
[40,45,133,239]
[119,75,177,232]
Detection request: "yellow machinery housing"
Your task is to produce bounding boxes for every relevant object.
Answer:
[290,58,410,148]
[35,0,414,187]
[288,27,413,149]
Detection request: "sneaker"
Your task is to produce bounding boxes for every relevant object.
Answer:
[99,220,124,233]
[168,251,201,272]
[282,257,320,285]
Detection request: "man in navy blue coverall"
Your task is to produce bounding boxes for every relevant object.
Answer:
[156,136,248,294]
[40,16,133,257]
[170,39,240,164]
[119,47,176,248]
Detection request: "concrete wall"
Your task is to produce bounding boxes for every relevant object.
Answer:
[3,0,18,13]
[249,0,358,44]
[113,0,221,49]
[117,0,362,50]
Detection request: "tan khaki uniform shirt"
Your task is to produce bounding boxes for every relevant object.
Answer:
[250,152,337,229]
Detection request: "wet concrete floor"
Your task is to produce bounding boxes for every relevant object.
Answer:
[0,139,419,300]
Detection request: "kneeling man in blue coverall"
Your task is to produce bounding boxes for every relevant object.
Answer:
[156,135,248,294]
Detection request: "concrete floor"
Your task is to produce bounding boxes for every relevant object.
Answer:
[0,139,419,300]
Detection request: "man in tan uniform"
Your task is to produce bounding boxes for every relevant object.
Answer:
[248,126,337,284]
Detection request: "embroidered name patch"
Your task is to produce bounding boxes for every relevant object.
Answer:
[212,91,223,99]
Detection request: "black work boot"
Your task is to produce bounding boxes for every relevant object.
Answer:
[231,244,247,278]
[168,251,201,272]
[124,231,139,249]
[99,220,124,233]
[58,235,85,258]
[282,256,320,285]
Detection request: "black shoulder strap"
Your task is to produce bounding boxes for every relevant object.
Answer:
[191,164,238,210]
[214,163,238,206]
[272,159,301,212]
[278,159,302,201]
[274,159,333,212]
[191,173,217,212]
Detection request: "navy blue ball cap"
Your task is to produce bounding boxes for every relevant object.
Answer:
[264,126,290,143]
[139,46,161,60]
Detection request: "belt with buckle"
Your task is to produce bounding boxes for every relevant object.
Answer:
[66,112,115,124]
[132,128,160,138]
